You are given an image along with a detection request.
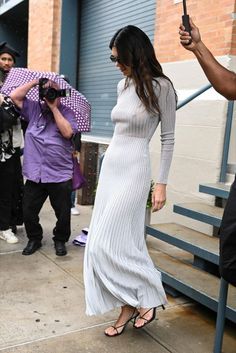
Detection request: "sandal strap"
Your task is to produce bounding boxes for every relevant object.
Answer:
[138,316,149,323]
[112,323,125,330]
[112,309,138,330]
[108,308,139,335]
[111,325,119,334]
[139,308,153,321]
[131,308,139,320]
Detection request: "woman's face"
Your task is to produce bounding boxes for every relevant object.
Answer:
[0,53,14,72]
[111,47,131,77]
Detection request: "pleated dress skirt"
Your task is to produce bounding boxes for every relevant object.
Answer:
[84,134,167,315]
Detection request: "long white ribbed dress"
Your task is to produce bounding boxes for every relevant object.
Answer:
[84,77,176,316]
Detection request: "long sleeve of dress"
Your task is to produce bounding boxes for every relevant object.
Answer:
[156,79,176,184]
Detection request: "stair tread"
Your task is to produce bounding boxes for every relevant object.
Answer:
[148,223,219,256]
[200,182,231,192]
[199,182,230,199]
[175,202,224,219]
[148,249,236,310]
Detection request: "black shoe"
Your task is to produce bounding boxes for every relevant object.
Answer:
[54,240,67,256]
[22,240,42,255]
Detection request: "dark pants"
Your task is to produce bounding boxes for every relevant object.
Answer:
[0,154,15,230]
[219,176,236,286]
[10,148,24,227]
[23,179,72,243]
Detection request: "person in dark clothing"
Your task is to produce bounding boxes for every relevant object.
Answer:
[0,42,23,244]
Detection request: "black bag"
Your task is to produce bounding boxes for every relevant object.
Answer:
[0,96,19,133]
[219,179,236,286]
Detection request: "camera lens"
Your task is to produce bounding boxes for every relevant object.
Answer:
[45,88,57,101]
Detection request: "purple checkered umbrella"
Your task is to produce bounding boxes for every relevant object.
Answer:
[1,68,91,132]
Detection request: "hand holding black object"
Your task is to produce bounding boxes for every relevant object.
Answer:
[179,18,201,51]
[39,77,49,87]
[182,0,191,33]
[182,0,192,44]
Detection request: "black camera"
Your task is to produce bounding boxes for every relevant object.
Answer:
[38,78,71,102]
[0,96,19,133]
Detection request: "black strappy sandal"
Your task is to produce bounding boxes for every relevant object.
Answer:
[104,308,139,337]
[133,307,156,329]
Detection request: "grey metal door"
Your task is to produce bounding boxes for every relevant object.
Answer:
[78,0,156,139]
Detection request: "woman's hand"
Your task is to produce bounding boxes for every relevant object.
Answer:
[152,183,166,212]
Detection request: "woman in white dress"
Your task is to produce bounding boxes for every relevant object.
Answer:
[84,25,176,337]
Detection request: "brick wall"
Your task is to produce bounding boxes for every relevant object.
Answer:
[27,0,62,72]
[155,0,236,63]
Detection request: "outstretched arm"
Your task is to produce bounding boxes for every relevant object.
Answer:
[10,79,39,109]
[179,18,236,100]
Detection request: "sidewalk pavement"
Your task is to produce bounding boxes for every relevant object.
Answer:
[0,200,236,353]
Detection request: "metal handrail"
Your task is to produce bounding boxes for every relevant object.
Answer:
[176,83,234,184]
[177,83,212,110]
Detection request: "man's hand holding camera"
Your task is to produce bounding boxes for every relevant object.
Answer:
[44,96,59,112]
[40,80,60,111]
[39,79,73,139]
[10,78,74,139]
[38,78,70,103]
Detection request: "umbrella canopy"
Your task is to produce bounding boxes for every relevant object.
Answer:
[1,68,91,132]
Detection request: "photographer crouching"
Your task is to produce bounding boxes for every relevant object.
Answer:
[10,78,78,256]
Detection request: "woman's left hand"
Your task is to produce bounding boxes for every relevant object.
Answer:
[152,183,166,212]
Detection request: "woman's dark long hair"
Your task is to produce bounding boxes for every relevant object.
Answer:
[109,25,176,115]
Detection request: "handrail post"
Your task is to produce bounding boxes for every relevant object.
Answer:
[220,101,234,182]
[213,278,229,353]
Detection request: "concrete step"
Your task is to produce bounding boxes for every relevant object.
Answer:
[199,182,230,199]
[146,223,219,265]
[148,247,236,323]
[173,202,224,227]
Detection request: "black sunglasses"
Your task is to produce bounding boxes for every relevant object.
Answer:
[110,55,121,64]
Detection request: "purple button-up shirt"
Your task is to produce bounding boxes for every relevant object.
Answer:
[21,98,78,183]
